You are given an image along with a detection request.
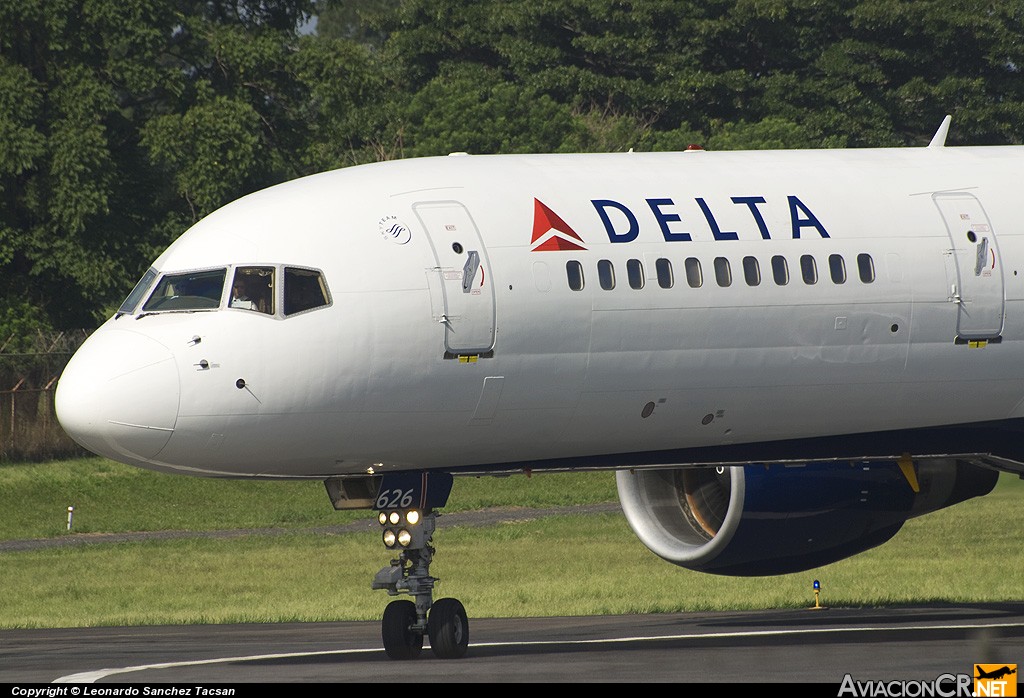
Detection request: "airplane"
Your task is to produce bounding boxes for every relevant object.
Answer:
[55,115,1024,660]
[976,666,1017,681]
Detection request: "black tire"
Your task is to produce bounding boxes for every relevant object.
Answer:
[428,598,469,659]
[382,600,422,660]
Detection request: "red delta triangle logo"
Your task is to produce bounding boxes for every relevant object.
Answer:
[530,199,587,251]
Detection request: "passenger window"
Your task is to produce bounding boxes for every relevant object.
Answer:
[566,260,584,291]
[143,268,226,312]
[656,258,673,289]
[685,258,702,288]
[598,259,615,290]
[800,255,817,284]
[627,259,644,289]
[284,267,330,315]
[742,256,760,286]
[771,256,789,286]
[231,267,274,314]
[858,253,875,283]
[714,257,732,287]
[829,254,846,284]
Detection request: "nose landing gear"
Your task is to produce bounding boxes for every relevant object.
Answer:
[336,471,464,660]
[373,508,469,659]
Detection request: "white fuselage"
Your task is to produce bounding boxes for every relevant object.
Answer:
[55,146,1024,478]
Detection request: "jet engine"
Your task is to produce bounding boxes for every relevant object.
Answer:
[616,460,997,576]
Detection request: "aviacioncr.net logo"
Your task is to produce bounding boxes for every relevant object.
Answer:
[838,673,974,697]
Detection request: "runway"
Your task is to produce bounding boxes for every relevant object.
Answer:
[2,604,1022,684]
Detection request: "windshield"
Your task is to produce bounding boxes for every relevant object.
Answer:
[230,266,275,314]
[142,268,226,312]
[284,267,331,315]
[117,268,158,316]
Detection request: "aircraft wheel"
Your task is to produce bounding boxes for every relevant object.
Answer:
[382,600,422,660]
[428,597,469,659]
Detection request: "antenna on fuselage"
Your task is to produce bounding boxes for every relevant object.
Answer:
[928,115,952,148]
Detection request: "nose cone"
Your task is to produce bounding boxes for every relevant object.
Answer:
[56,328,180,462]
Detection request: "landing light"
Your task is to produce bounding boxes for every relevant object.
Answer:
[377,510,423,548]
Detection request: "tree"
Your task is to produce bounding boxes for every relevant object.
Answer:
[369,0,1024,151]
[0,0,318,330]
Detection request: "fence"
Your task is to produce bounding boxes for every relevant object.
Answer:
[0,329,92,462]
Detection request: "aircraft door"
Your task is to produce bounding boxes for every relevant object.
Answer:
[933,192,1004,340]
[414,201,496,353]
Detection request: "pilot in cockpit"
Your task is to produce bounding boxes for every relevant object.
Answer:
[230,276,257,311]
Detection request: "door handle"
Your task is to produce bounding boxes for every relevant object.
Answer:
[462,251,480,293]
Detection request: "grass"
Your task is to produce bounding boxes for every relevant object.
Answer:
[0,457,618,539]
[0,458,1021,629]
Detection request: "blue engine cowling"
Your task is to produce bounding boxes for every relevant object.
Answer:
[615,459,997,576]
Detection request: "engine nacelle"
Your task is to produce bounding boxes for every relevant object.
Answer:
[616,460,997,576]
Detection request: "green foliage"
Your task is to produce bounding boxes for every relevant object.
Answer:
[0,0,318,329]
[288,34,389,168]
[0,61,45,181]
[143,91,265,217]
[400,64,579,156]
[315,0,392,47]
[0,299,53,346]
[705,117,847,150]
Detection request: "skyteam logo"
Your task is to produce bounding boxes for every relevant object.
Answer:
[530,199,587,251]
[378,215,412,245]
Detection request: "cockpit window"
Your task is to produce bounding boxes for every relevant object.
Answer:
[230,267,274,314]
[142,269,226,312]
[284,267,330,315]
[118,268,158,316]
